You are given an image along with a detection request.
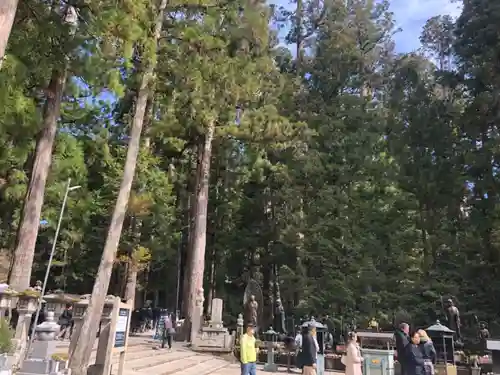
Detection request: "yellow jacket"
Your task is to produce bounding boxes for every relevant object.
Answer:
[240,333,257,364]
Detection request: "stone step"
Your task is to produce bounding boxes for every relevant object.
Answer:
[135,354,211,375]
[126,350,197,371]
[161,357,229,375]
[88,345,153,367]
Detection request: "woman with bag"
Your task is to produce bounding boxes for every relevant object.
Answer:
[343,332,363,375]
[417,330,436,375]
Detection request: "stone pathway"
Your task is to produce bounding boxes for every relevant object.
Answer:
[57,333,340,375]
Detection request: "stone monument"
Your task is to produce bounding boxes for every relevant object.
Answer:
[243,279,263,333]
[273,299,286,334]
[192,297,234,353]
[244,296,258,329]
[445,299,461,341]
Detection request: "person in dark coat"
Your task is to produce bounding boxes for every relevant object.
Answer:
[58,303,73,340]
[417,330,436,375]
[406,331,425,375]
[395,323,410,375]
[298,325,317,375]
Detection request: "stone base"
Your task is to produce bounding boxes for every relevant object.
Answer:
[263,363,278,372]
[191,328,234,354]
[19,360,51,374]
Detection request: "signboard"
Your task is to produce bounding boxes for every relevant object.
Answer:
[154,315,167,340]
[114,308,129,348]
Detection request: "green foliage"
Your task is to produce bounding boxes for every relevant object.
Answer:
[0,319,14,354]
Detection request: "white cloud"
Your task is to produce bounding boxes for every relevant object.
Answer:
[390,0,462,52]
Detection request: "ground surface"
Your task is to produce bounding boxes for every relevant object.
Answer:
[56,333,340,375]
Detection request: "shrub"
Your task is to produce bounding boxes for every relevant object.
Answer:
[0,318,14,354]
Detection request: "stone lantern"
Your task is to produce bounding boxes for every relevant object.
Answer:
[35,311,60,341]
[0,287,15,319]
[101,295,116,321]
[263,327,279,372]
[17,293,39,316]
[19,312,62,373]
[43,290,78,318]
[72,298,89,320]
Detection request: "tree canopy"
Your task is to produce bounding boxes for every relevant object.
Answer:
[1,0,498,339]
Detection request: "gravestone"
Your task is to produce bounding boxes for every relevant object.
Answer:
[210,299,223,329]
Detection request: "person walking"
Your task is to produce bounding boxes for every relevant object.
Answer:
[161,314,175,349]
[240,323,258,375]
[396,323,411,375]
[344,332,363,375]
[417,330,436,375]
[58,303,73,340]
[406,331,425,375]
[298,324,318,375]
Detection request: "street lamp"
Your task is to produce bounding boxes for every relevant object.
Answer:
[26,178,81,357]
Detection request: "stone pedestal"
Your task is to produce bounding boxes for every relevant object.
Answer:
[192,297,234,353]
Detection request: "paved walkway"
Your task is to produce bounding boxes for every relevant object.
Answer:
[56,333,339,375]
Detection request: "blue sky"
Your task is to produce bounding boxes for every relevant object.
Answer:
[390,0,461,52]
[275,0,462,53]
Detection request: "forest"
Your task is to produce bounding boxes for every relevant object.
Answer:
[0,0,498,342]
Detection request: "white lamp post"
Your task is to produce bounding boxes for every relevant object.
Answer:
[26,178,81,357]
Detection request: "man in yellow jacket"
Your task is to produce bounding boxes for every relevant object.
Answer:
[240,323,258,375]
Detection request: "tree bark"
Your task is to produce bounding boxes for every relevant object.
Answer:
[181,148,199,316]
[186,121,214,336]
[8,67,67,292]
[68,1,167,372]
[0,0,19,70]
[124,266,138,304]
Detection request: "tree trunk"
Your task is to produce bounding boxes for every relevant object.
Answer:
[181,148,199,316]
[124,216,142,305]
[124,266,138,304]
[186,121,215,336]
[0,0,19,70]
[68,1,166,372]
[8,67,67,292]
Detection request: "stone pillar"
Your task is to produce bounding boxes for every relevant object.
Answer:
[92,296,116,374]
[69,298,89,356]
[264,341,278,372]
[190,288,204,344]
[209,298,223,329]
[13,295,38,366]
